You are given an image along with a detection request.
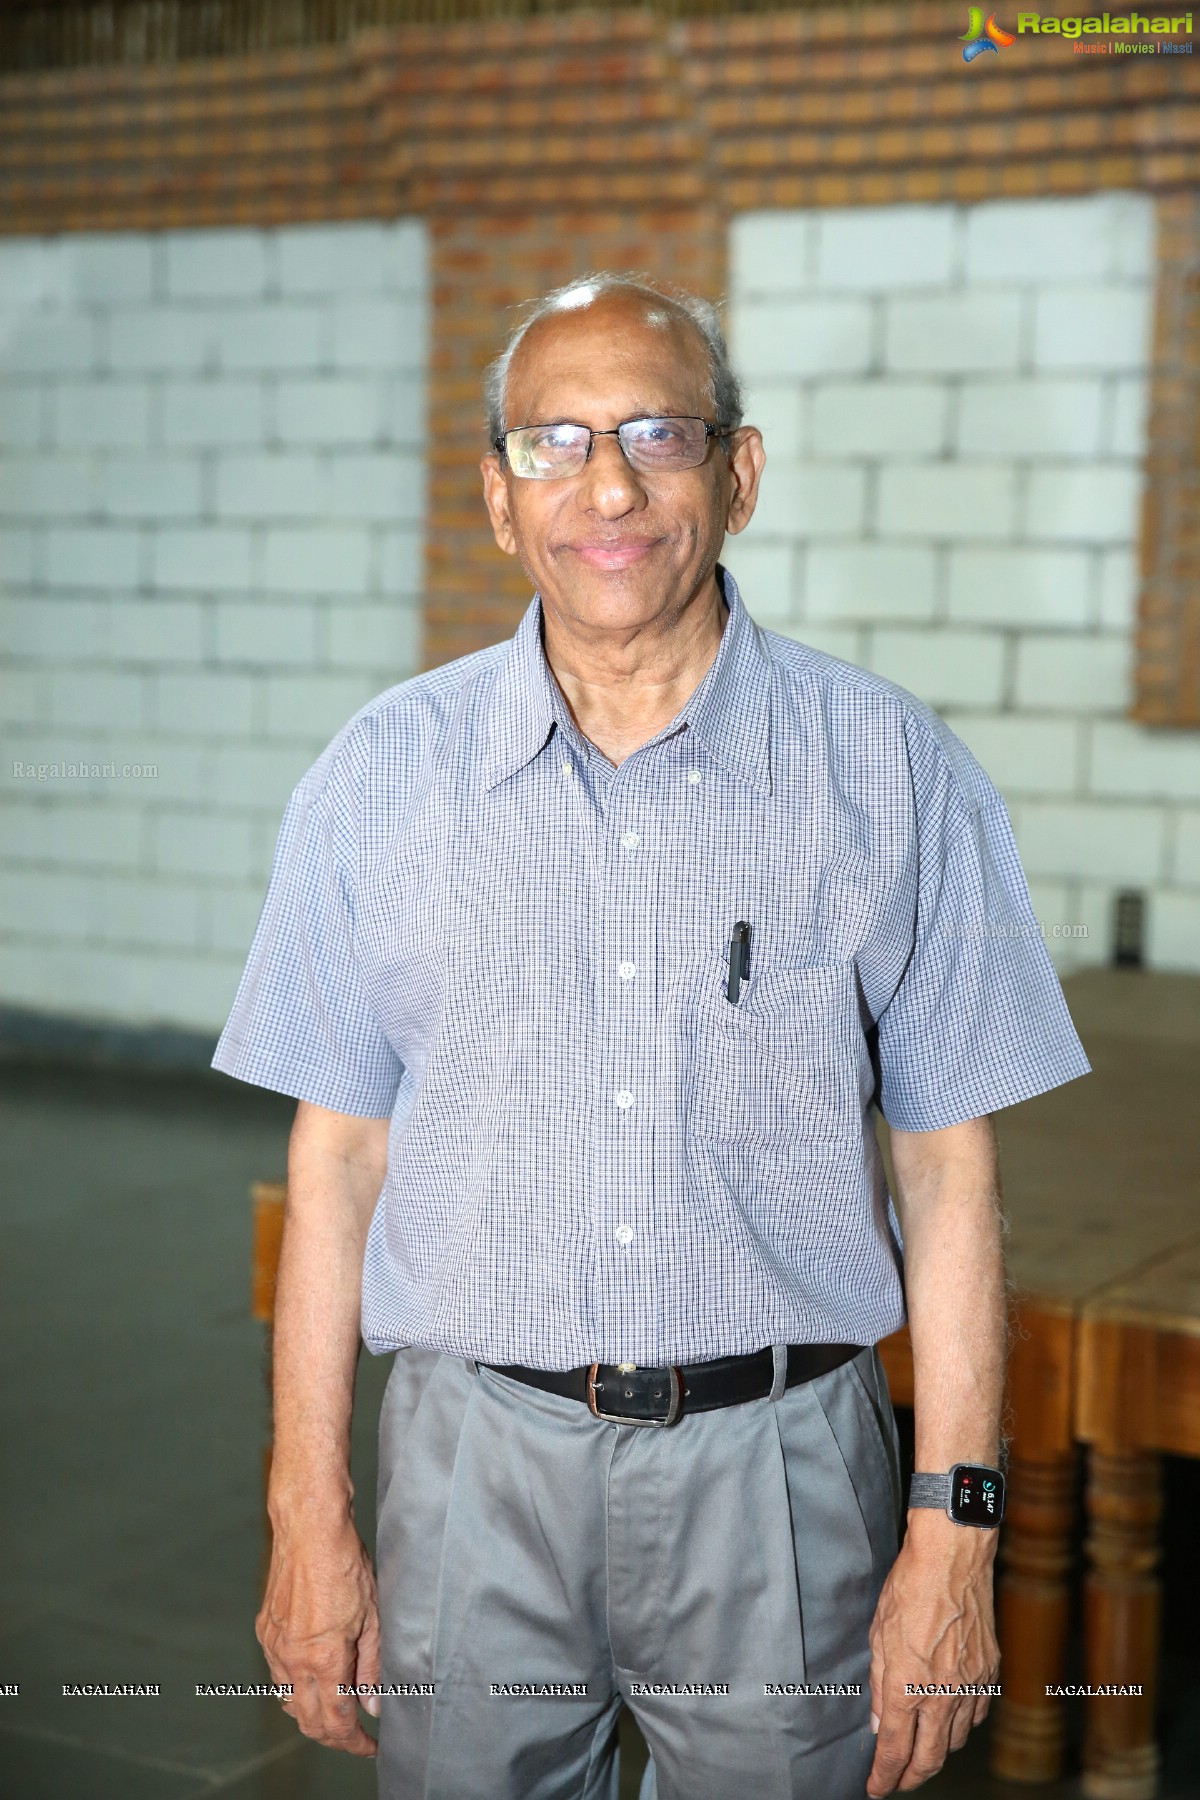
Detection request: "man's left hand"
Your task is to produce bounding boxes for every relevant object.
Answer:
[865,1511,1000,1795]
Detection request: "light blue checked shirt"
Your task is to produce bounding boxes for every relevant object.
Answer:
[214,568,1090,1367]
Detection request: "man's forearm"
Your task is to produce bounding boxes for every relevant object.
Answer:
[865,1115,1007,1796]
[269,1100,389,1525]
[890,1114,1007,1477]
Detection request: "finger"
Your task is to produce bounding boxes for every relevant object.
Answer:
[286,1648,371,1756]
[316,1647,380,1757]
[972,1690,992,1729]
[866,1701,918,1798]
[355,1606,383,1719]
[293,1678,377,1756]
[895,1703,953,1791]
[288,1667,330,1743]
[868,1658,884,1736]
[317,1665,378,1756]
[947,1696,975,1754]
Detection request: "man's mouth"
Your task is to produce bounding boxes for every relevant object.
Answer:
[568,539,661,570]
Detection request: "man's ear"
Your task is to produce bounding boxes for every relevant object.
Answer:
[723,427,766,537]
[481,452,519,557]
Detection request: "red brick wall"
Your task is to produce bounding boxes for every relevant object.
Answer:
[1,4,1198,716]
[1138,190,1200,726]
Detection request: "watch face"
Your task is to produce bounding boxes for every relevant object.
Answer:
[949,1465,1005,1526]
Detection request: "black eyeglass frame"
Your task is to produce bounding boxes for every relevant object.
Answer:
[492,415,732,474]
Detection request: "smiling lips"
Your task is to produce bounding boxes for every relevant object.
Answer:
[569,539,660,569]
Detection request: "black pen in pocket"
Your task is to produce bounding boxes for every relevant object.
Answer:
[726,920,751,1003]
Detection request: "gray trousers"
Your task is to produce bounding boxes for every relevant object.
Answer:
[375,1344,903,1800]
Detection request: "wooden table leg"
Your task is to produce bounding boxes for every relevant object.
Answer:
[989,1301,1076,1784]
[1081,1447,1162,1800]
[252,1181,287,1578]
[991,1447,1077,1783]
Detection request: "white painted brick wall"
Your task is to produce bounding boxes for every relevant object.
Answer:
[98,456,204,519]
[811,382,947,456]
[731,192,1200,975]
[885,293,1023,374]
[941,714,1083,798]
[749,460,866,538]
[1025,463,1144,544]
[1015,634,1132,712]
[816,205,957,290]
[1148,891,1200,970]
[804,545,938,624]
[864,628,1006,709]
[1174,814,1200,886]
[946,548,1091,629]
[162,380,267,447]
[1033,287,1154,372]
[108,307,212,373]
[164,228,270,300]
[0,218,429,1032]
[876,462,1017,538]
[730,215,812,295]
[261,525,373,594]
[56,233,156,303]
[956,379,1105,458]
[731,299,872,378]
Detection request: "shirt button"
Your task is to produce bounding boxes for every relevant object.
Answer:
[561,759,574,778]
[614,1089,635,1109]
[620,829,639,851]
[685,768,702,785]
[614,1224,634,1247]
[618,961,636,981]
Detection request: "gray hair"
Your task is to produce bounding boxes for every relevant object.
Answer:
[483,271,744,446]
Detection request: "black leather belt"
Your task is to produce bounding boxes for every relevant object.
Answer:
[481,1342,862,1428]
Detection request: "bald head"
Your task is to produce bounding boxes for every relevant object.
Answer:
[501,291,718,454]
[483,273,742,445]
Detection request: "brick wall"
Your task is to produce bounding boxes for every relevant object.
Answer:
[1,7,1199,1032]
[724,192,1200,975]
[2,9,1198,713]
[0,220,428,1030]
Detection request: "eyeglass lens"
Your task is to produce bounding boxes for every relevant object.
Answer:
[505,417,710,479]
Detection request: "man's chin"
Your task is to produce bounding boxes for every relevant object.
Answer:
[537,553,719,622]
[537,562,668,619]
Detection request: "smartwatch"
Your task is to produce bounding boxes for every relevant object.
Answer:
[909,1464,1006,1527]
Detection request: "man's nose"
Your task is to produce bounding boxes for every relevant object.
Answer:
[576,434,648,517]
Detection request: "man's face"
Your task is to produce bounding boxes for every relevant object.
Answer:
[480,292,764,629]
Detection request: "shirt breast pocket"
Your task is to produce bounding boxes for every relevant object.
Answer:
[688,955,863,1146]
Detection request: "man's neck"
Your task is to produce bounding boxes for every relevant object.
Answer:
[542,583,728,768]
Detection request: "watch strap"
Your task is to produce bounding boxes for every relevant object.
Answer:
[908,1472,952,1509]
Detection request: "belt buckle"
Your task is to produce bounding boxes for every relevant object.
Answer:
[586,1362,683,1427]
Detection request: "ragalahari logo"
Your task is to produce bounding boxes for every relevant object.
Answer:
[960,8,1018,57]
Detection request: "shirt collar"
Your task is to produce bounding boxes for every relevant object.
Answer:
[482,565,773,797]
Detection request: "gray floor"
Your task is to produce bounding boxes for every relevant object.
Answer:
[1,1061,1196,1798]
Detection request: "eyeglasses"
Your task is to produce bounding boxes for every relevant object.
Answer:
[495,416,727,480]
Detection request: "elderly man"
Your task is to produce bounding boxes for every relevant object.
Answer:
[214,272,1090,1800]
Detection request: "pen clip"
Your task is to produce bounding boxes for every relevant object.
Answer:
[726,920,751,1004]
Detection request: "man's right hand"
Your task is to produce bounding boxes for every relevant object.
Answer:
[259,1101,391,1755]
[256,1515,382,1757]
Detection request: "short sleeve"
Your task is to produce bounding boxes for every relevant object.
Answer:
[877,794,1091,1133]
[212,761,404,1118]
